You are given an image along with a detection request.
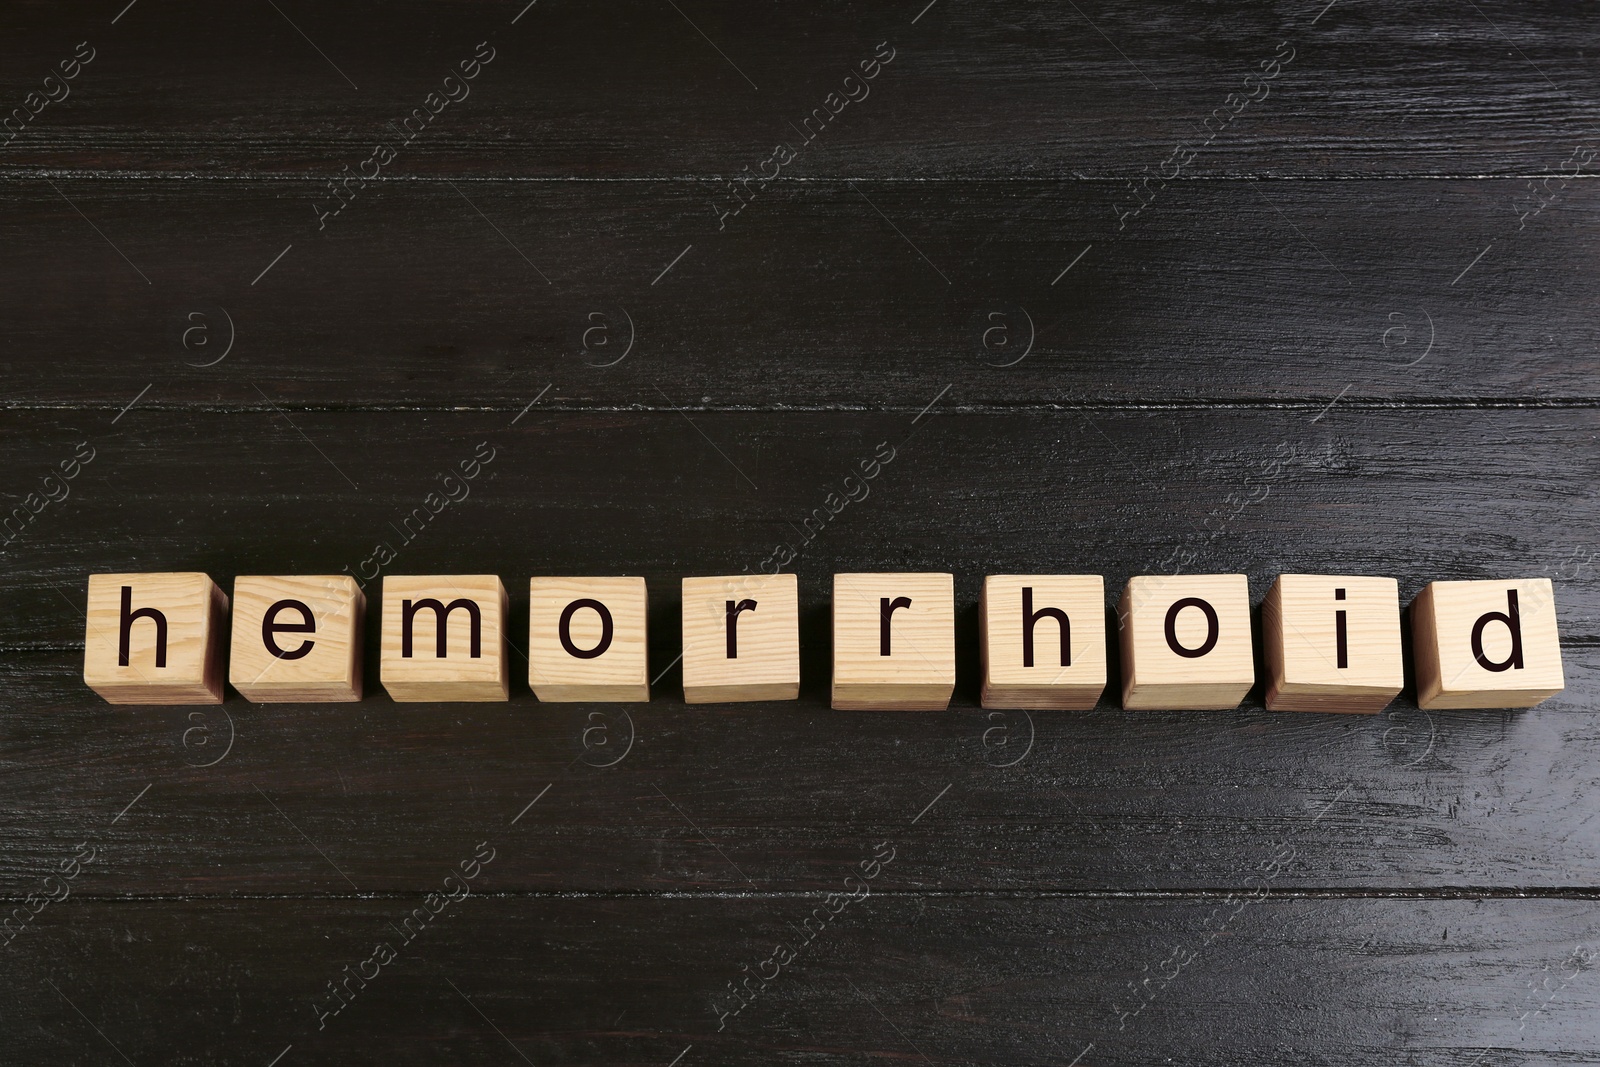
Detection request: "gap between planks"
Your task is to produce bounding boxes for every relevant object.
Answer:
[4,171,1600,184]
[3,398,1599,417]
[5,888,1600,904]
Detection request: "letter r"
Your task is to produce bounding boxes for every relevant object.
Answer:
[725,599,757,658]
[879,597,911,656]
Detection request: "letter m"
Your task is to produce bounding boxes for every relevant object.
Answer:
[401,598,482,658]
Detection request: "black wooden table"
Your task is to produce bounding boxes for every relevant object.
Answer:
[3,2,1597,1064]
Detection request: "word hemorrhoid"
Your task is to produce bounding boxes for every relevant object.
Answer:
[81,570,1565,713]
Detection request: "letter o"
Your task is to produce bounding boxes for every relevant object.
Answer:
[558,598,614,659]
[1164,597,1219,658]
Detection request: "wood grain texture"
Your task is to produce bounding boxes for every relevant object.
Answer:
[379,575,510,702]
[1412,578,1566,710]
[831,572,955,709]
[229,575,364,702]
[529,576,650,701]
[82,571,227,704]
[1263,574,1404,713]
[0,407,1589,895]
[1121,574,1261,710]
[682,573,800,703]
[0,179,1595,409]
[4,0,1600,1059]
[4,408,1595,654]
[1,0,1597,179]
[981,575,1109,710]
[0,638,1595,894]
[1,896,1596,1066]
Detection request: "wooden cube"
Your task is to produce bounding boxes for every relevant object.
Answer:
[831,573,955,710]
[529,577,649,701]
[379,575,508,702]
[1411,578,1564,709]
[83,572,228,704]
[980,575,1107,709]
[1118,574,1254,710]
[229,575,365,702]
[681,573,799,703]
[1263,574,1403,714]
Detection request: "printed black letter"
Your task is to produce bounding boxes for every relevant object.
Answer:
[1021,586,1071,668]
[559,598,614,659]
[1164,597,1219,659]
[879,596,912,656]
[263,598,316,660]
[725,599,757,658]
[118,585,168,668]
[1334,587,1348,669]
[401,598,482,659]
[1471,588,1524,672]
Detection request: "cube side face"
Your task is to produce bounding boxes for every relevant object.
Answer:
[380,575,509,702]
[684,680,800,703]
[1116,580,1138,708]
[1125,680,1254,711]
[1119,574,1254,710]
[229,575,365,702]
[681,573,799,704]
[1262,580,1288,701]
[529,577,649,702]
[1265,574,1402,714]
[1410,583,1445,707]
[980,575,1107,709]
[1412,578,1564,709]
[84,572,226,704]
[1266,687,1397,714]
[831,573,955,710]
[831,683,955,711]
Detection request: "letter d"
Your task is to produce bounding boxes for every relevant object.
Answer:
[1471,589,1524,672]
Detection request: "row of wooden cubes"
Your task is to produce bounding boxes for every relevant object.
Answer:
[81,572,1565,712]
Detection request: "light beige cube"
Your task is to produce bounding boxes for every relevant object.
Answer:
[832,572,955,710]
[980,575,1107,709]
[682,574,799,703]
[1263,574,1402,713]
[529,577,649,701]
[230,575,365,702]
[83,572,228,704]
[1119,574,1253,710]
[380,575,508,702]
[1411,578,1564,709]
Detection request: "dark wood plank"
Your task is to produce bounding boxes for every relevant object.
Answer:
[2,646,1596,895]
[1,179,1597,408]
[4,408,1595,649]
[0,408,1593,893]
[2,0,1597,178]
[4,895,1597,1065]
[4,0,1598,1059]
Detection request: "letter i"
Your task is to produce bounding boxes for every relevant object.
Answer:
[1334,588,1348,669]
